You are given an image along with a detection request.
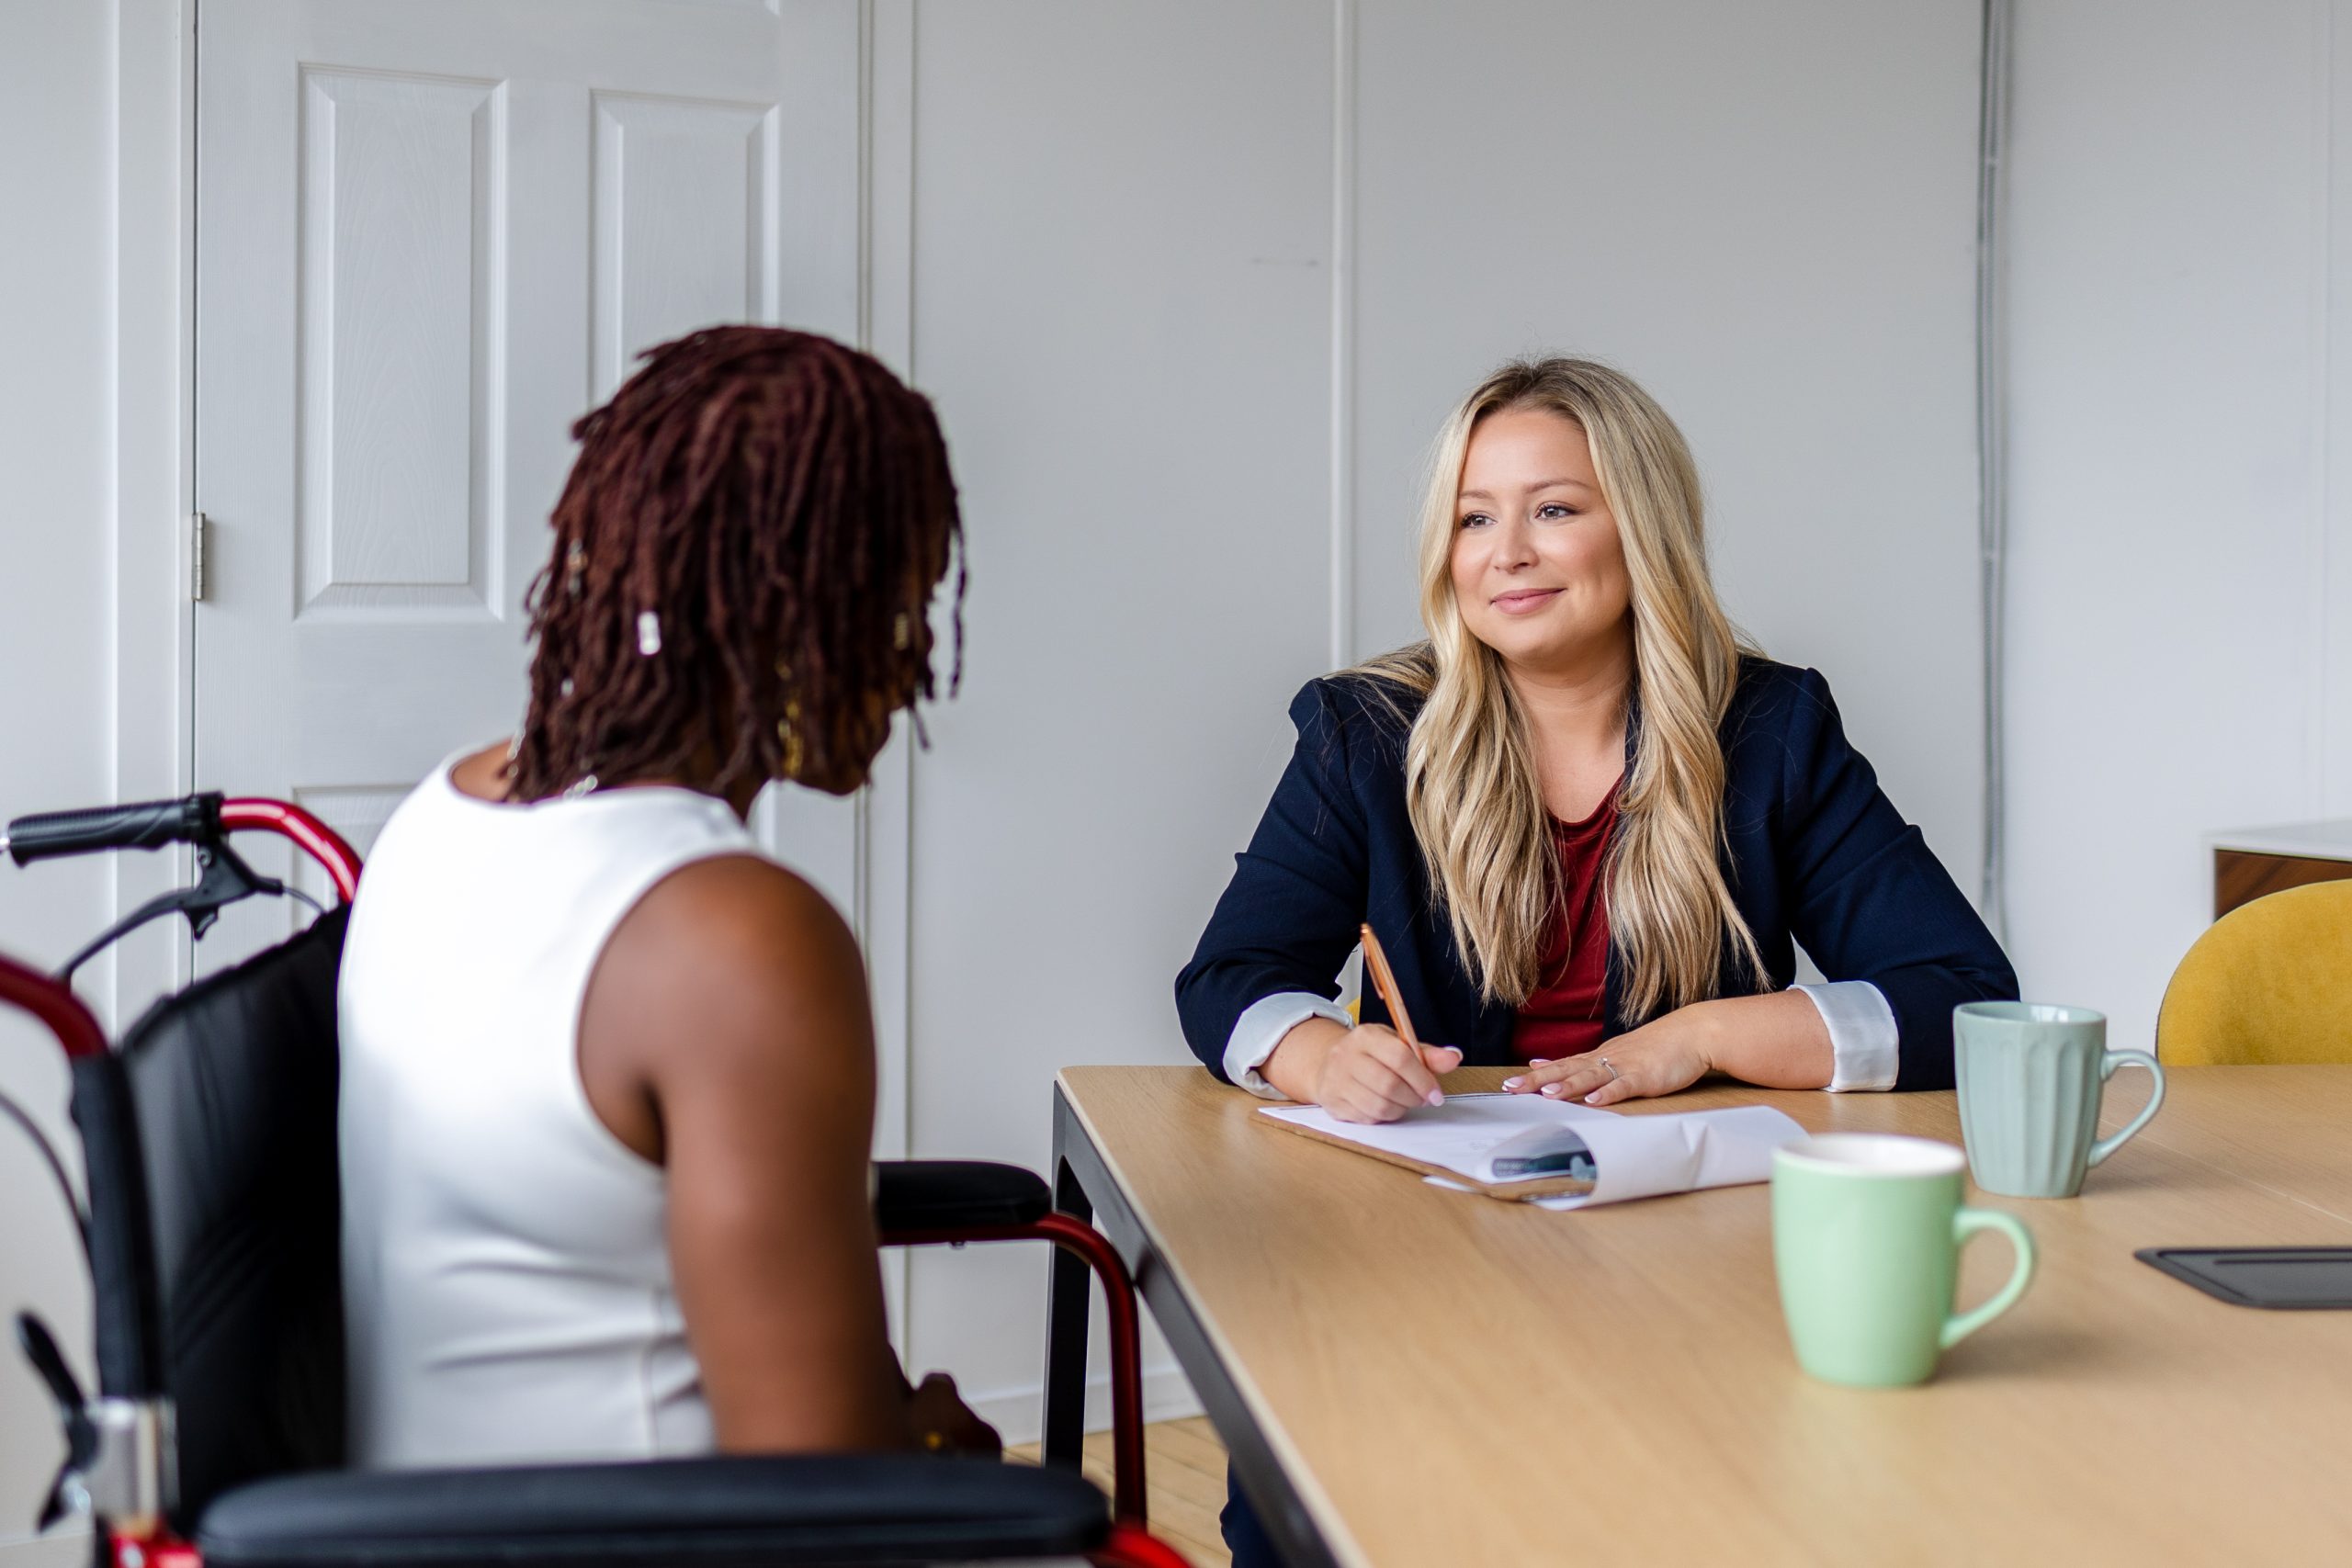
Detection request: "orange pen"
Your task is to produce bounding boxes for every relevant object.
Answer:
[1357,922,1421,1050]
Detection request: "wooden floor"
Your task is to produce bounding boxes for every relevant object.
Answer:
[1009,1416,1230,1567]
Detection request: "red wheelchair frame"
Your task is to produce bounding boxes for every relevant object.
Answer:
[1,797,1181,1568]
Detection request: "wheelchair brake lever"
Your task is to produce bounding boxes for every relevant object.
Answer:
[56,838,288,981]
[177,839,288,940]
[16,1314,95,1529]
[15,1313,92,1449]
[15,1313,177,1534]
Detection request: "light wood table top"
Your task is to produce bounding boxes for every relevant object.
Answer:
[1056,1065,2352,1567]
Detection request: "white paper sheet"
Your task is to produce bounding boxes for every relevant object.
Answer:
[1260,1094,1805,1208]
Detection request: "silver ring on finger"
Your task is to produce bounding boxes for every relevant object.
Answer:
[1596,1055,1620,1084]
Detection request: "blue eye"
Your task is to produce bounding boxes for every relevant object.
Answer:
[1458,513,1492,529]
[1538,503,1577,520]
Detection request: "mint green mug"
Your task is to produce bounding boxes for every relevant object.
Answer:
[1953,1002,2165,1198]
[1771,1134,2036,1387]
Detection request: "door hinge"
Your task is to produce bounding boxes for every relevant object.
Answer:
[191,513,209,603]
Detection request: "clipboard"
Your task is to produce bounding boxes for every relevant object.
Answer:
[1259,1097,1599,1201]
[1258,1095,1808,1208]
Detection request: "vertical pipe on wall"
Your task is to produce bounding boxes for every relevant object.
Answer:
[1328,0,1356,671]
[1975,0,2013,939]
[2306,0,2334,812]
[859,0,919,1360]
[851,0,878,964]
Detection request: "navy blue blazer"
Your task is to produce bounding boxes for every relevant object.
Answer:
[1175,658,2017,1092]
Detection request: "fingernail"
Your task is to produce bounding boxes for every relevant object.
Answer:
[1503,1077,1523,1089]
[1529,1059,1551,1066]
[1426,1089,1444,1107]
[1583,1092,1604,1104]
[1541,1083,1562,1097]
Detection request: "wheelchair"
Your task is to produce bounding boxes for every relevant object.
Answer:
[0,793,1184,1568]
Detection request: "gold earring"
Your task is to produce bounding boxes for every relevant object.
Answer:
[778,697,805,776]
[893,613,911,651]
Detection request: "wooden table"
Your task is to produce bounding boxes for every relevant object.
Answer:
[1041,1066,2352,1567]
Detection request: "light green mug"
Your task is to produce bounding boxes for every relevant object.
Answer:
[1771,1134,2036,1387]
[1953,1002,2164,1198]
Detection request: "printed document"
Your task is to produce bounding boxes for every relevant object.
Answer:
[1259,1093,1804,1207]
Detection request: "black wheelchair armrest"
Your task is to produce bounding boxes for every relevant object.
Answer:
[196,1453,1108,1568]
[874,1160,1051,1234]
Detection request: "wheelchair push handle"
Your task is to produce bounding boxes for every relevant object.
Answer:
[4,795,223,867]
[3,792,362,921]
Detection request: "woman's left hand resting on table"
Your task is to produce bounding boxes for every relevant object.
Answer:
[1502,988,1836,1106]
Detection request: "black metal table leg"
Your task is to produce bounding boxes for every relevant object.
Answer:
[1042,1090,1093,1469]
[1044,1078,1340,1568]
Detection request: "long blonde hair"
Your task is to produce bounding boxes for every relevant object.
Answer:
[1354,357,1765,1018]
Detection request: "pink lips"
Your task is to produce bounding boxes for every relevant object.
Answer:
[1489,588,1564,615]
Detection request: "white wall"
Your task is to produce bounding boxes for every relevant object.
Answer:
[0,0,117,1540]
[2004,0,2349,1052]
[0,5,119,970]
[895,0,1340,1426]
[897,0,1987,1423]
[1352,0,1988,886]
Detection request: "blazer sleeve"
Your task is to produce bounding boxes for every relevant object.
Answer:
[1773,668,2018,1090]
[1175,681,1373,1079]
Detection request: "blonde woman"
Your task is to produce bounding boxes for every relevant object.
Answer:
[1177,356,2015,1127]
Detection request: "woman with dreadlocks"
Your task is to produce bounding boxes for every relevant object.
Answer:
[335,326,989,1466]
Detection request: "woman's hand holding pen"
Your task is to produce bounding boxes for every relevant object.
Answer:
[1263,1016,1464,1124]
[1267,921,1464,1122]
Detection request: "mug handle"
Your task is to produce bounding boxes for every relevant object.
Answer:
[2086,1050,2166,1168]
[1940,1208,2036,1349]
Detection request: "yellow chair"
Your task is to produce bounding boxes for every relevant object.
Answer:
[2156,881,2352,1065]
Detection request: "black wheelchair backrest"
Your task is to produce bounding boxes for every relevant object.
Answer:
[70,907,351,1529]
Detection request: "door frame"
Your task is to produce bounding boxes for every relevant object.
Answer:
[109,0,199,1032]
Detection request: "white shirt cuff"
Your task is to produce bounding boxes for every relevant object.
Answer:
[1793,980,1899,1092]
[1222,991,1354,1099]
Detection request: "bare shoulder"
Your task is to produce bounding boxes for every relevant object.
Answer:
[447,741,516,802]
[623,853,860,980]
[588,853,874,1090]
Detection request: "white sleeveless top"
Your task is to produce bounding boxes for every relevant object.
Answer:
[337,755,759,1469]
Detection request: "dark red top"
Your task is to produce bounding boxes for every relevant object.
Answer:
[1510,782,1620,1063]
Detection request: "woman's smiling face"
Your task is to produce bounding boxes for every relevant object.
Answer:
[1447,405,1632,675]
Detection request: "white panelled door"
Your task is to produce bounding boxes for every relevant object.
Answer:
[194,0,861,962]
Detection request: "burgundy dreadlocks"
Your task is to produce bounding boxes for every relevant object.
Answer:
[508,326,963,803]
